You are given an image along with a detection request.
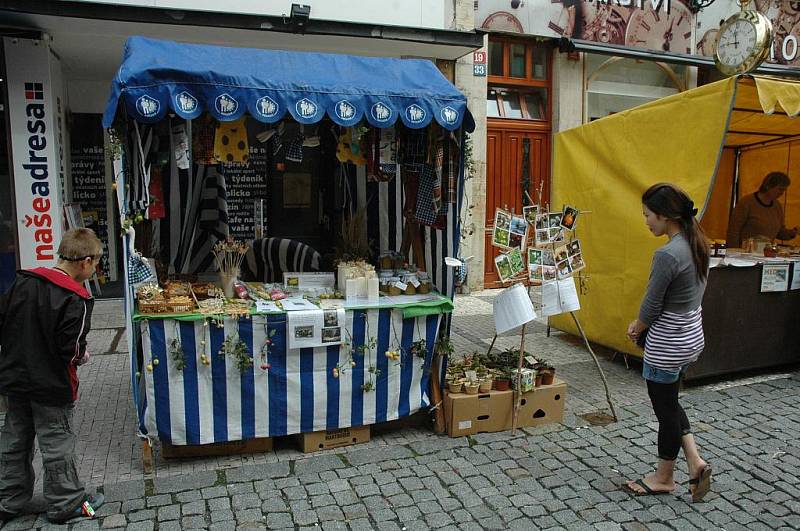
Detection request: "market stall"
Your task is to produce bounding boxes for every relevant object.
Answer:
[101,37,475,453]
[549,75,800,380]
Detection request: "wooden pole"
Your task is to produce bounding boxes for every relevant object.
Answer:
[429,354,446,434]
[511,323,526,434]
[485,334,498,358]
[570,311,618,421]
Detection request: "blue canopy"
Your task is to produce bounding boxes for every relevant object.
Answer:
[103,36,475,132]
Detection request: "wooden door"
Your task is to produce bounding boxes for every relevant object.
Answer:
[483,128,550,287]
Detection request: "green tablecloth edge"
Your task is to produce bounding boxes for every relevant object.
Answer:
[133,295,453,322]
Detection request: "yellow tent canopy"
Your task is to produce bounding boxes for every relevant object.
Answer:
[551,75,800,357]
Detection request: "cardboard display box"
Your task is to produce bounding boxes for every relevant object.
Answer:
[516,379,567,428]
[296,425,370,453]
[444,389,513,437]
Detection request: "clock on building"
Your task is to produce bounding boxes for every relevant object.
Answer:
[624,1,694,53]
[714,2,773,75]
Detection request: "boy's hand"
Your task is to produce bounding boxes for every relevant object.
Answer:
[74,349,91,366]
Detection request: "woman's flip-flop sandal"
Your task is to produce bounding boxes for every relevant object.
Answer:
[622,478,674,496]
[688,465,712,503]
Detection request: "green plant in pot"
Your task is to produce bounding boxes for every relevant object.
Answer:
[538,358,556,385]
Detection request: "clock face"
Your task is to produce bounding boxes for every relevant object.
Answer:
[624,2,694,53]
[716,19,759,67]
[714,11,773,75]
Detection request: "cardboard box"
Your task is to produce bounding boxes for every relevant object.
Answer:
[516,379,567,428]
[445,390,513,437]
[296,425,370,453]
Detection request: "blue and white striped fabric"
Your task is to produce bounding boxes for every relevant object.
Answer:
[139,310,441,444]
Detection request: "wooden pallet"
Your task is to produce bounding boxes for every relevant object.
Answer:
[161,437,273,459]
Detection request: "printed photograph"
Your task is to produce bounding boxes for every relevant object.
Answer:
[509,232,524,250]
[570,253,586,273]
[510,215,528,236]
[548,213,563,229]
[523,205,539,226]
[493,228,510,247]
[495,254,514,283]
[549,227,564,242]
[528,248,543,266]
[294,325,314,339]
[568,240,582,257]
[508,248,525,275]
[495,208,511,230]
[542,249,556,266]
[542,265,557,282]
[561,206,579,230]
[535,213,548,231]
[286,276,300,287]
[556,259,573,280]
[530,266,543,282]
[321,327,342,343]
[535,229,549,246]
[324,310,339,327]
[554,244,568,263]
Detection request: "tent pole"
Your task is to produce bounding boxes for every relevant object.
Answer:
[570,311,618,422]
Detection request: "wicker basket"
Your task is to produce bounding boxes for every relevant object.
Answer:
[138,299,196,315]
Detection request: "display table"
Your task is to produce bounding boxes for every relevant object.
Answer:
[136,297,449,445]
[685,261,800,382]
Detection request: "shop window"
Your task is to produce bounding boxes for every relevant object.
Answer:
[584,54,687,123]
[531,48,547,80]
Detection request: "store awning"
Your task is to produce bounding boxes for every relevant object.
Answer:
[102,36,475,132]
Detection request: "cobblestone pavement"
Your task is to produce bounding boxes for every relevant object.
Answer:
[1,292,799,530]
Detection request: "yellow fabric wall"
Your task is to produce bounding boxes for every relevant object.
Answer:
[700,148,736,241]
[550,78,737,358]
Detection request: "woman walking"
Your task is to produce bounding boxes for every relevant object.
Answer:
[625,183,712,502]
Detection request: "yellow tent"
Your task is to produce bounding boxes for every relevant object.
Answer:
[551,75,800,357]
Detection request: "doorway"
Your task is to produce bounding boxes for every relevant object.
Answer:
[483,38,552,287]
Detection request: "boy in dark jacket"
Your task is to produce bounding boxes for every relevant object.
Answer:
[0,228,105,524]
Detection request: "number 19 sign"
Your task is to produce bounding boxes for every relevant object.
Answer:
[473,50,487,77]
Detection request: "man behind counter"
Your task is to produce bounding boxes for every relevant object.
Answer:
[726,171,798,248]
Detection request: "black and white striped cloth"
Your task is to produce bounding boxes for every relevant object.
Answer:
[242,238,321,283]
[644,306,705,369]
[129,121,155,214]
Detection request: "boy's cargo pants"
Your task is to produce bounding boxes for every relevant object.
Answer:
[0,396,85,520]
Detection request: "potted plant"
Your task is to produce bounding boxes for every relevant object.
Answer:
[538,359,556,385]
[493,367,513,391]
[446,377,463,394]
[478,368,494,393]
[464,379,480,395]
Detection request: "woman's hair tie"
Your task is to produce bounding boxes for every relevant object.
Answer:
[685,200,698,218]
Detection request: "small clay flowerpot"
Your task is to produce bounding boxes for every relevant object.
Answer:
[493,378,511,391]
[447,381,463,394]
[464,383,480,395]
[478,380,493,393]
[541,370,555,386]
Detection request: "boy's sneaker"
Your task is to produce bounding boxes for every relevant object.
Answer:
[47,493,105,524]
[0,508,18,522]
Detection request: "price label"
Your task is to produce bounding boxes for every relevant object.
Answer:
[409,277,420,288]
[393,281,408,291]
